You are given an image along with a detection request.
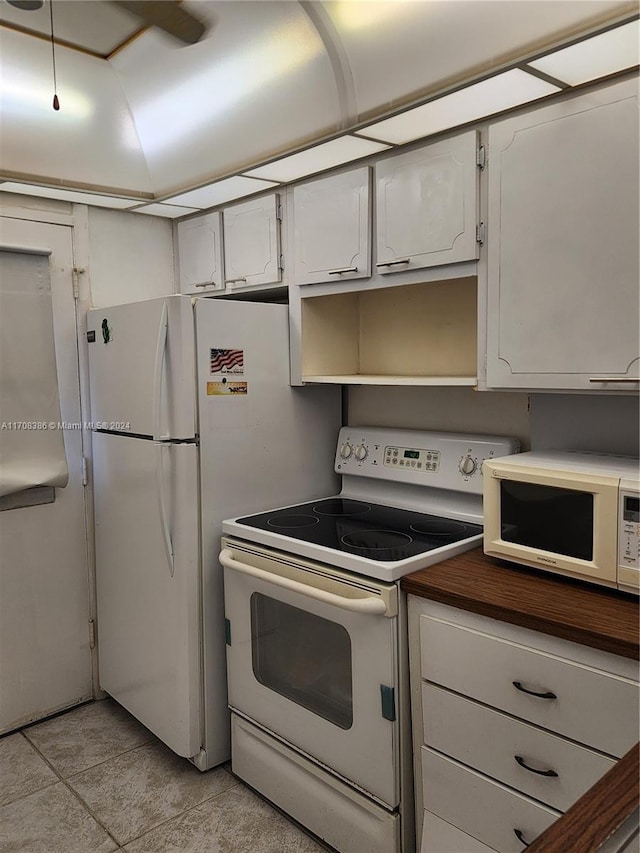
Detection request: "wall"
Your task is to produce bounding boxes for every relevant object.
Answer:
[348,386,639,458]
[86,208,175,307]
[530,394,639,456]
[348,386,532,450]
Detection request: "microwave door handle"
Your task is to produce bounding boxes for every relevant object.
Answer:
[220,549,387,615]
[152,301,169,441]
[155,443,175,577]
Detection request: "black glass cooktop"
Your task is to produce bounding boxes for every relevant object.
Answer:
[235,498,482,563]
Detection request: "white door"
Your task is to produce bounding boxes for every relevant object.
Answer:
[375,130,479,273]
[222,540,399,807]
[0,217,91,733]
[223,193,282,289]
[87,294,196,439]
[93,432,201,757]
[293,167,372,284]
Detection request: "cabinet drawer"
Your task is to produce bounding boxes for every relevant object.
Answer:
[421,810,494,853]
[419,614,639,757]
[422,747,560,853]
[422,683,616,812]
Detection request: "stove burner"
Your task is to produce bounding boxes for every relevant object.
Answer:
[267,514,320,529]
[340,529,413,551]
[410,518,470,537]
[313,499,371,517]
[235,499,483,564]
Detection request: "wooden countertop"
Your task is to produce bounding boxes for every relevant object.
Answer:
[400,547,639,660]
[527,742,639,853]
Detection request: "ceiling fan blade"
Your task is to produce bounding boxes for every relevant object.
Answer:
[5,0,44,9]
[112,1,208,45]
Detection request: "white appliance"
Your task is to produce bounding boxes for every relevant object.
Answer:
[483,450,640,594]
[221,427,520,853]
[86,295,341,770]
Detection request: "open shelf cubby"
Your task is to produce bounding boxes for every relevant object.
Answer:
[301,278,478,385]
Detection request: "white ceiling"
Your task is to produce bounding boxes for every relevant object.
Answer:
[0,0,637,210]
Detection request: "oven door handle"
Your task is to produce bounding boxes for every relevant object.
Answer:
[220,549,389,615]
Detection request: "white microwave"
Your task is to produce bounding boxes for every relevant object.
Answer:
[483,450,640,594]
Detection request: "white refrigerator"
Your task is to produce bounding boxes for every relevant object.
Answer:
[87,295,341,770]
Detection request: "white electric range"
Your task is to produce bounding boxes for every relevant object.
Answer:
[221,427,520,853]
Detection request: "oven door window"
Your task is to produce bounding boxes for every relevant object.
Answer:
[250,593,353,730]
[500,481,594,560]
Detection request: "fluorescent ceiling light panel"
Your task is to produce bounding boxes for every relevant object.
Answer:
[356,69,561,144]
[528,20,639,86]
[0,183,137,208]
[164,176,279,209]
[127,203,200,218]
[244,136,390,182]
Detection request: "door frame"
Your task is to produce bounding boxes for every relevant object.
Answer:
[0,196,99,729]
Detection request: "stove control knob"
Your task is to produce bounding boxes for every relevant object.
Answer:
[459,455,477,476]
[339,442,353,460]
[355,444,368,461]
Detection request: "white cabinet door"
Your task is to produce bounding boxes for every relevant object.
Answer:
[223,193,282,289]
[294,167,371,285]
[375,130,479,274]
[486,78,639,391]
[177,212,224,294]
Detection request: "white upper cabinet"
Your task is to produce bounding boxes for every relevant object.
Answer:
[177,212,224,294]
[223,193,283,290]
[375,130,480,274]
[486,77,639,391]
[293,167,371,285]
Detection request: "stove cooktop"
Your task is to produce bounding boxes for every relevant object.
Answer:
[234,497,482,563]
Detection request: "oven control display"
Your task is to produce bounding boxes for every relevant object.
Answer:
[384,445,440,472]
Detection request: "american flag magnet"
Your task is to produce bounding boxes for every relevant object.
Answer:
[209,348,244,375]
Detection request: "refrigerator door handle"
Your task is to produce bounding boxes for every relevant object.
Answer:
[152,302,169,441]
[155,443,175,577]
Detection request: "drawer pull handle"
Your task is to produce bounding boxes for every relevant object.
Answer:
[514,828,531,847]
[515,755,559,777]
[589,377,640,383]
[327,267,359,275]
[513,681,557,700]
[376,258,410,267]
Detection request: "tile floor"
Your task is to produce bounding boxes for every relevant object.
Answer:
[0,699,330,853]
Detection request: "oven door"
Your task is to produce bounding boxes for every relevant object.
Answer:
[221,537,400,808]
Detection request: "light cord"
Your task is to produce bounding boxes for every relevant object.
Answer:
[49,0,59,110]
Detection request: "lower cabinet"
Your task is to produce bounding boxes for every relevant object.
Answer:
[408,597,640,853]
